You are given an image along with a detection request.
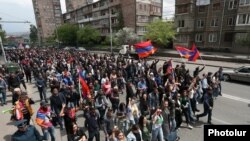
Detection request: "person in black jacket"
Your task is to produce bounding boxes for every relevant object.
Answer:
[50,88,65,130]
[11,119,43,141]
[85,107,100,141]
[196,87,214,124]
[68,123,87,141]
[8,73,20,92]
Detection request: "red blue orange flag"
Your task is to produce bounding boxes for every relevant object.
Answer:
[79,72,91,98]
[175,44,200,62]
[134,41,157,58]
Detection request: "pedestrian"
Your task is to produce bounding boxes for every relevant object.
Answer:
[11,119,43,141]
[126,124,143,141]
[36,101,56,141]
[0,74,7,106]
[36,74,47,102]
[50,88,65,130]
[196,87,214,124]
[85,107,100,141]
[14,92,34,125]
[138,115,151,141]
[68,123,87,141]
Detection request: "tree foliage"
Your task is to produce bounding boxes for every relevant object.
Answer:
[29,25,38,46]
[114,27,138,46]
[77,25,101,45]
[57,23,78,46]
[236,33,250,46]
[144,20,176,47]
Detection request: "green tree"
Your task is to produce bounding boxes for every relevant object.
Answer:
[117,9,124,30]
[114,27,138,46]
[57,23,78,46]
[77,25,101,45]
[29,25,38,46]
[236,33,250,46]
[144,20,176,47]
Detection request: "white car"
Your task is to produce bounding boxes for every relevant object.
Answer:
[77,47,86,51]
[223,66,250,83]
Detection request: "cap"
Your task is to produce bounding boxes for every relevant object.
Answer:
[40,100,49,107]
[15,119,27,128]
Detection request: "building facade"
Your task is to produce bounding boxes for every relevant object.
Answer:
[63,0,163,36]
[175,0,250,53]
[65,0,87,12]
[32,0,62,43]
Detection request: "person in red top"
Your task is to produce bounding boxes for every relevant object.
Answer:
[36,100,56,141]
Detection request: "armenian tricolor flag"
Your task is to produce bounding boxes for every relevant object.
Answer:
[79,71,91,98]
[175,44,200,62]
[134,41,157,58]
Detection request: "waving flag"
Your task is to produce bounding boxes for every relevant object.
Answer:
[79,71,91,98]
[189,43,200,62]
[134,41,157,58]
[175,44,200,62]
[175,46,193,59]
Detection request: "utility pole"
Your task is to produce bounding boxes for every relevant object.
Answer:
[0,18,31,63]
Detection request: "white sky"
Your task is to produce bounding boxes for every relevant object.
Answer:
[0,0,174,34]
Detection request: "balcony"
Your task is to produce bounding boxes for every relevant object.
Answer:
[78,18,93,23]
[176,0,193,5]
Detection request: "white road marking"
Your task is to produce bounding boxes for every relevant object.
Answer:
[222,93,250,104]
[212,117,232,124]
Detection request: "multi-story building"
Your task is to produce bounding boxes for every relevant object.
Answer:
[175,0,250,53]
[32,0,62,43]
[63,0,163,36]
[65,0,87,12]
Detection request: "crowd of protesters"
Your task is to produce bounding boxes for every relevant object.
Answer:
[0,48,224,141]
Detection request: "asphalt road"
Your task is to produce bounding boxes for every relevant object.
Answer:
[0,54,250,141]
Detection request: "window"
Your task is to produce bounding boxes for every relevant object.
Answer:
[224,32,234,42]
[210,18,219,27]
[227,17,235,26]
[178,20,185,27]
[229,0,238,9]
[197,19,205,28]
[140,4,142,10]
[177,35,188,43]
[239,0,250,6]
[208,33,217,42]
[238,67,250,73]
[198,6,206,12]
[237,14,250,25]
[213,3,220,10]
[177,5,188,14]
[195,34,203,42]
[144,5,147,11]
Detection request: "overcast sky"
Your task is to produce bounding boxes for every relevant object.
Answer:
[0,0,174,34]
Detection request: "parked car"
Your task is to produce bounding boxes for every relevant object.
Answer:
[76,47,86,51]
[223,66,250,83]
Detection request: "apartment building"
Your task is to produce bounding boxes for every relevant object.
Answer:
[65,0,87,12]
[32,0,62,43]
[175,0,250,53]
[63,0,163,36]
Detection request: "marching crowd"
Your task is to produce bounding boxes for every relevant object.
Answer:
[0,48,224,141]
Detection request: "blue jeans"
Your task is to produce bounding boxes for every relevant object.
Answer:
[0,92,6,104]
[42,126,55,141]
[151,127,164,141]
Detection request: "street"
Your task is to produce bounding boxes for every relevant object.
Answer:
[0,53,250,141]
